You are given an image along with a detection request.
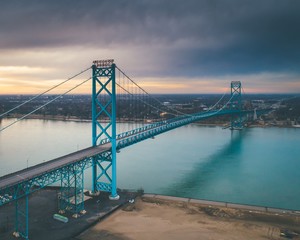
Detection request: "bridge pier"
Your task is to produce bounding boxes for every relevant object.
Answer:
[59,165,85,217]
[13,193,29,239]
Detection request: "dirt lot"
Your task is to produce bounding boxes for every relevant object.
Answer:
[77,196,300,240]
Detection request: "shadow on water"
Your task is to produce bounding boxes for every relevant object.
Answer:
[163,129,248,197]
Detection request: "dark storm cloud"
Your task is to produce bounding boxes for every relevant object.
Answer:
[0,0,220,48]
[0,0,300,76]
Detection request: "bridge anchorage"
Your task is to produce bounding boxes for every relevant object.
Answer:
[0,59,270,239]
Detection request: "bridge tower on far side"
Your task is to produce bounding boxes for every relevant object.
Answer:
[91,59,119,200]
[230,81,243,129]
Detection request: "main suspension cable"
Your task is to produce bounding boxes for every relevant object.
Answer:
[0,66,91,118]
[214,93,235,114]
[116,82,179,117]
[206,90,229,112]
[0,77,91,132]
[116,66,193,117]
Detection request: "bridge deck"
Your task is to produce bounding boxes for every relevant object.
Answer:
[0,144,111,190]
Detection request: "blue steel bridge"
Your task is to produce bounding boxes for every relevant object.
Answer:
[0,59,269,239]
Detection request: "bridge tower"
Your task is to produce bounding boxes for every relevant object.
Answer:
[91,59,119,200]
[230,81,243,129]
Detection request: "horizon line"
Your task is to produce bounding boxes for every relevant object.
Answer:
[1,92,300,96]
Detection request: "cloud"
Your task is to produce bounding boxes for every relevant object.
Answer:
[0,0,299,93]
[129,72,300,94]
[1,1,300,50]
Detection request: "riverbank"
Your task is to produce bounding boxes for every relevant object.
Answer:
[3,114,298,128]
[3,114,91,122]
[78,194,300,240]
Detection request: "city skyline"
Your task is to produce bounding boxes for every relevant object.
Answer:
[0,0,300,94]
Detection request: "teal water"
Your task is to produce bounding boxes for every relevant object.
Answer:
[0,119,299,210]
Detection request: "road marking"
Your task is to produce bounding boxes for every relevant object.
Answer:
[16,174,25,180]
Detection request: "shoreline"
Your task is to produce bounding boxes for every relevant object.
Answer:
[78,193,300,240]
[1,114,298,128]
[142,194,300,214]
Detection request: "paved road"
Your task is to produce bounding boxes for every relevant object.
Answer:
[0,144,111,190]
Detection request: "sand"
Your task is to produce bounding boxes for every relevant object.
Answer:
[77,196,300,240]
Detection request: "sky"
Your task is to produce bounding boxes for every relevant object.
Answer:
[0,0,300,94]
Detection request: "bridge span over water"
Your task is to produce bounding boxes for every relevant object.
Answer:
[0,60,269,239]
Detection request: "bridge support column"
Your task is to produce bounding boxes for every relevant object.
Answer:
[91,59,119,200]
[230,81,243,130]
[59,165,85,217]
[13,194,29,239]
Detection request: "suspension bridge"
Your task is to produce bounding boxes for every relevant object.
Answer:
[0,59,269,239]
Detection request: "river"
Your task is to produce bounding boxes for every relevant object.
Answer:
[0,118,299,210]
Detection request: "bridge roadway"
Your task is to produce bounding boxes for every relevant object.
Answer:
[0,144,111,191]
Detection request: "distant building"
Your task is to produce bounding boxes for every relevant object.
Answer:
[252,100,266,108]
